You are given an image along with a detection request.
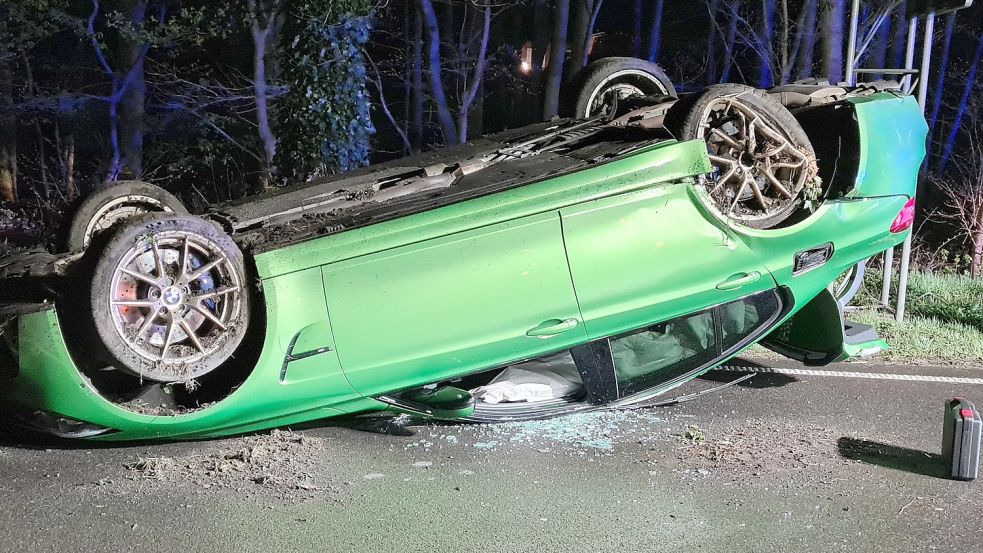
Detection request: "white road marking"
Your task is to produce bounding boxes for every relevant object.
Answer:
[717,365,983,385]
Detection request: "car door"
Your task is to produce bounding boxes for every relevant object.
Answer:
[322,210,587,397]
[559,181,777,342]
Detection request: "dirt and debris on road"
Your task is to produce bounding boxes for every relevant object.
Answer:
[664,423,845,480]
[124,430,334,501]
[3,361,983,552]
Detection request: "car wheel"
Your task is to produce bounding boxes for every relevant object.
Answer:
[87,213,250,383]
[573,57,676,119]
[829,259,868,308]
[66,181,188,252]
[669,84,820,229]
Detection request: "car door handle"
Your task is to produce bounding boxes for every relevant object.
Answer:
[526,318,579,338]
[716,271,762,291]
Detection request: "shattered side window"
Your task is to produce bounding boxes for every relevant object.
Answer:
[720,292,779,352]
[611,310,718,397]
[610,290,781,397]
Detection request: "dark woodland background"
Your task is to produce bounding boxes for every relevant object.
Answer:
[0,0,981,269]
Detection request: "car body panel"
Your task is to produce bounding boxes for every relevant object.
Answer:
[845,94,927,199]
[761,288,890,365]
[560,183,777,341]
[323,210,587,397]
[250,139,712,279]
[0,91,928,441]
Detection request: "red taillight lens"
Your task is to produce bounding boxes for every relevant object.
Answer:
[890,197,916,233]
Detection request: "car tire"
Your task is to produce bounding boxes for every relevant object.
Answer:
[573,57,677,119]
[667,83,819,229]
[86,213,250,383]
[66,181,188,252]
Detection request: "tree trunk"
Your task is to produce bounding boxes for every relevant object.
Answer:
[720,1,739,83]
[543,0,570,119]
[0,21,16,203]
[647,0,665,63]
[567,0,592,80]
[795,0,817,80]
[531,0,550,121]
[706,0,721,83]
[420,0,459,144]
[889,1,908,69]
[821,0,845,83]
[20,51,49,196]
[632,0,643,57]
[118,0,146,179]
[410,4,425,151]
[455,1,491,144]
[248,0,280,190]
[759,0,776,87]
[64,133,76,202]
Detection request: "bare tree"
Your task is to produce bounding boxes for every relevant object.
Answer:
[410,3,425,151]
[247,0,283,190]
[567,0,591,78]
[369,57,411,155]
[118,0,147,179]
[759,0,776,87]
[719,0,740,83]
[936,118,983,276]
[89,0,153,181]
[530,0,551,117]
[794,0,818,80]
[419,0,459,144]
[0,20,16,203]
[85,0,152,182]
[455,1,492,143]
[706,0,722,83]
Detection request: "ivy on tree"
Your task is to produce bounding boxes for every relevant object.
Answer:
[275,0,375,182]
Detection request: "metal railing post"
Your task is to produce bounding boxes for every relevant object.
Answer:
[885,14,921,307]
[896,11,936,323]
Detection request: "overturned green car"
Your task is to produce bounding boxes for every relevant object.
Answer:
[0,74,926,441]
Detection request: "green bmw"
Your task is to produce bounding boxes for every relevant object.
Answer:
[0,72,927,441]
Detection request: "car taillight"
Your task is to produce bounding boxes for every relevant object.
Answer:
[890,197,916,233]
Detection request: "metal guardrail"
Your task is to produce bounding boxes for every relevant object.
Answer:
[845,0,973,322]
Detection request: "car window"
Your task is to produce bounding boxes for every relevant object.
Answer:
[611,310,718,396]
[610,290,781,397]
[720,291,780,353]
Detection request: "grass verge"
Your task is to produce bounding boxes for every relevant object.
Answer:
[850,271,983,364]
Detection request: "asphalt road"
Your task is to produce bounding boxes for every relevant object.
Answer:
[2,357,982,552]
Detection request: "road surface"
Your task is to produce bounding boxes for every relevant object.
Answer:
[1,357,981,552]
